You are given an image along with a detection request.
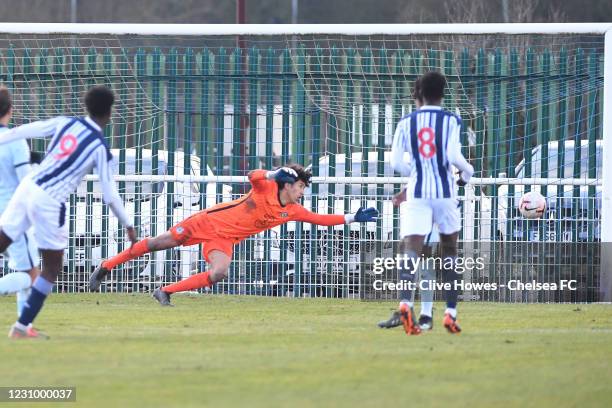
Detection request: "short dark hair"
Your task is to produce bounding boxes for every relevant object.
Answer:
[84,85,114,118]
[0,86,12,118]
[277,163,312,190]
[420,71,446,103]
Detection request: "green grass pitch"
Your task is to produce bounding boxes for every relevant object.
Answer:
[0,294,611,407]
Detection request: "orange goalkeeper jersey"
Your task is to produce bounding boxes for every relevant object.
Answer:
[202,169,345,242]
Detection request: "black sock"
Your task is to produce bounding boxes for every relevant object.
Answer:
[443,256,460,309]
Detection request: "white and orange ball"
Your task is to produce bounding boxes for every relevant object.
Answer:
[518,191,546,219]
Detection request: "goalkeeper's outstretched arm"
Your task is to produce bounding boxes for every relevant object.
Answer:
[294,206,379,226]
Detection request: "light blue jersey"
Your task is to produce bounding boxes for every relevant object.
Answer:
[0,126,30,209]
[0,124,38,272]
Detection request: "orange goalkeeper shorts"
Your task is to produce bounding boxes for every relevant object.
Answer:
[170,212,234,262]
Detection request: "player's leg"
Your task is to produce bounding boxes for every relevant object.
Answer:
[89,230,182,291]
[378,199,431,334]
[90,212,209,291]
[378,238,407,329]
[378,194,406,329]
[398,199,433,335]
[434,198,463,334]
[0,230,40,316]
[153,249,232,306]
[417,241,435,331]
[439,232,461,333]
[398,234,425,335]
[9,249,61,339]
[8,182,70,338]
[0,232,27,297]
[19,232,42,317]
[378,236,427,330]
[377,309,402,329]
[0,185,38,318]
[7,179,67,338]
[104,231,180,270]
[0,269,30,295]
[0,268,32,316]
[0,182,32,253]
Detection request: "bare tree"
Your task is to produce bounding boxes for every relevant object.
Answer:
[443,0,492,23]
[443,0,566,23]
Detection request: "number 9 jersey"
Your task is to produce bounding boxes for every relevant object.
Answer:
[22,117,113,204]
[391,105,473,200]
[0,116,131,250]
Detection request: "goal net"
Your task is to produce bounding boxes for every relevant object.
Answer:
[0,24,609,302]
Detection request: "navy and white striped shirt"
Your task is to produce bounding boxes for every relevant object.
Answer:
[391,106,473,199]
[30,117,112,203]
[0,116,131,227]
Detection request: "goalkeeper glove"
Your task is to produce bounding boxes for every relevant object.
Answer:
[267,167,298,184]
[345,207,379,223]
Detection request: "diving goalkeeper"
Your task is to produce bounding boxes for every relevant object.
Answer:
[90,164,378,305]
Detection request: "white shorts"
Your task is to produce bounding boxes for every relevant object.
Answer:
[0,178,68,251]
[399,202,441,244]
[399,198,461,237]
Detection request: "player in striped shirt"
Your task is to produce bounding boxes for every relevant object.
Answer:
[379,79,436,332]
[390,71,474,335]
[90,164,379,306]
[0,85,136,339]
[0,86,41,317]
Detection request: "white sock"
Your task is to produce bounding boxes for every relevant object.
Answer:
[420,302,433,317]
[445,307,457,318]
[0,272,31,295]
[399,300,413,309]
[17,288,31,317]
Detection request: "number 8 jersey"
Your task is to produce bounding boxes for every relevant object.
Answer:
[391,105,474,199]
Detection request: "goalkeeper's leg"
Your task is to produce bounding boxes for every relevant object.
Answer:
[89,231,180,291]
[153,248,232,306]
[159,250,229,292]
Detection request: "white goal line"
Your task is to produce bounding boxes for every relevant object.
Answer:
[82,175,601,186]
